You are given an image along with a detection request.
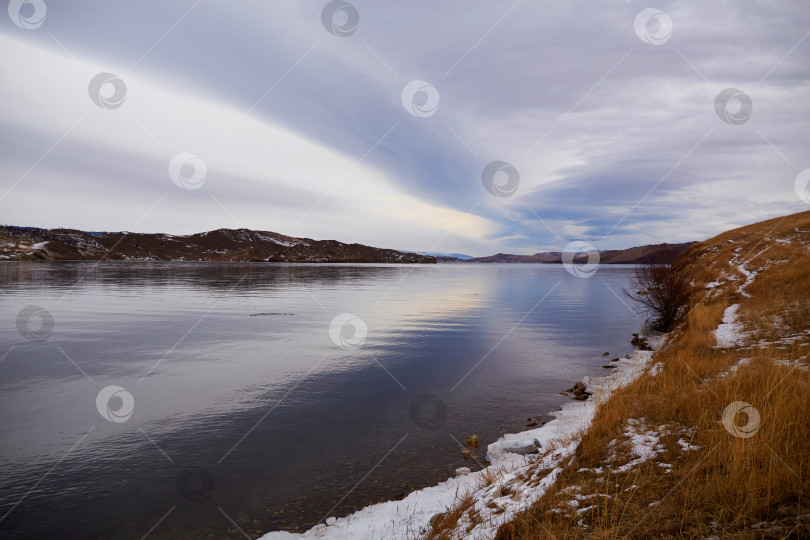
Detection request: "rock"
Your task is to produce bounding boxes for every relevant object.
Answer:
[602,352,610,356]
[573,388,583,396]
[625,354,631,359]
[462,448,473,460]
[574,381,586,390]
[455,467,472,476]
[631,334,650,350]
[505,444,539,455]
[526,422,538,427]
[326,517,337,526]
[574,394,589,401]
[559,391,569,396]
[498,425,504,431]
[465,434,479,448]
[602,364,616,369]
[612,357,620,362]
[565,387,574,393]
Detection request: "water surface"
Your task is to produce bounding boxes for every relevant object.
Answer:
[0,262,641,539]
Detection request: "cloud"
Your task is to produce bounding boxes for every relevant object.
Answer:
[1,0,808,256]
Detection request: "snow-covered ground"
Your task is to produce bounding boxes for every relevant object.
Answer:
[714,304,745,348]
[259,347,657,540]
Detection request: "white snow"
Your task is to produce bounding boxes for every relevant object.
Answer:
[731,245,770,297]
[644,333,667,351]
[255,232,303,247]
[716,357,752,379]
[677,438,700,452]
[258,348,657,540]
[736,263,756,297]
[610,419,665,473]
[604,421,696,475]
[714,304,745,348]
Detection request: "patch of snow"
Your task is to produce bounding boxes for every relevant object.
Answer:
[757,329,810,347]
[736,263,756,297]
[717,357,752,379]
[643,332,667,351]
[714,304,744,348]
[773,359,809,371]
[254,232,302,247]
[575,504,595,514]
[606,421,697,475]
[612,419,665,473]
[677,438,699,452]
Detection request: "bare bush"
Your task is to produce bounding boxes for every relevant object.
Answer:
[624,248,694,332]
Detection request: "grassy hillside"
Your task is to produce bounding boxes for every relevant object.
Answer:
[427,211,810,539]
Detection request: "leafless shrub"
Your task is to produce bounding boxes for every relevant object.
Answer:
[624,248,695,332]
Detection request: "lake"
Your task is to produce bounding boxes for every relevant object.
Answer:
[0,262,642,539]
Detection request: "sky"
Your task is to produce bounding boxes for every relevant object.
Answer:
[0,0,808,257]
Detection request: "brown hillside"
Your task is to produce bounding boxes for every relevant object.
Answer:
[0,226,435,264]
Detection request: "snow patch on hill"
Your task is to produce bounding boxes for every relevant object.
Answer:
[714,304,745,348]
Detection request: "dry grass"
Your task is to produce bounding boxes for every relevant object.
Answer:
[429,211,810,539]
[425,491,478,540]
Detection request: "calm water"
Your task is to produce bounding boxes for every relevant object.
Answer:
[0,262,641,539]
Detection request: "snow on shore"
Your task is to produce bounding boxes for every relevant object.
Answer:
[259,347,657,540]
[714,304,744,348]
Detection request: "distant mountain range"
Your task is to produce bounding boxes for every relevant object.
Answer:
[435,242,694,264]
[0,225,692,265]
[0,226,436,263]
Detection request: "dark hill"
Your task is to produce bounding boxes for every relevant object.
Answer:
[0,226,436,264]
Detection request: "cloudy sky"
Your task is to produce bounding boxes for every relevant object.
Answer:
[1,0,808,256]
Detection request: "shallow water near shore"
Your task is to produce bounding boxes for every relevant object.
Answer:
[0,262,641,539]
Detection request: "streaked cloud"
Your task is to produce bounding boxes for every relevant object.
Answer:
[1,0,808,255]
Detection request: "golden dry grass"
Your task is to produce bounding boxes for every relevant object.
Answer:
[425,491,478,540]
[427,210,810,539]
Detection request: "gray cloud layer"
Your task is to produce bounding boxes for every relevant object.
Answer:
[1,0,808,255]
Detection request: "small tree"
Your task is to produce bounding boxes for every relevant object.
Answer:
[624,247,694,332]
